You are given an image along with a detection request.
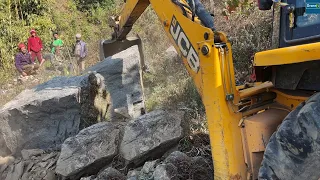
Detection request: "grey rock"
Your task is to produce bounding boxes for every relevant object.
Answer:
[96,167,126,180]
[4,164,14,180]
[0,164,8,175]
[164,151,191,177]
[127,169,139,179]
[153,163,179,180]
[80,176,96,180]
[120,110,186,165]
[41,152,57,161]
[55,122,120,179]
[0,75,87,156]
[141,159,159,174]
[25,161,35,172]
[127,177,138,180]
[189,156,214,180]
[43,170,56,180]
[5,161,24,180]
[45,159,56,170]
[21,149,45,160]
[165,46,179,60]
[39,161,48,168]
[85,45,146,120]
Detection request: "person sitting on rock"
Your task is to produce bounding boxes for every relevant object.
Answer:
[15,43,39,77]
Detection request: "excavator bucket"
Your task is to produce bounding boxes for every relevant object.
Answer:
[99,35,146,71]
[99,35,147,119]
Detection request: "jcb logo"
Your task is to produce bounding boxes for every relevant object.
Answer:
[170,16,200,73]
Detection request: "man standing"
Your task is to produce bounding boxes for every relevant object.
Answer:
[51,32,63,56]
[27,29,45,66]
[15,43,39,76]
[74,33,88,74]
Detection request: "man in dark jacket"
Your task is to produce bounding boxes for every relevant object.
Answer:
[74,33,88,74]
[27,29,45,66]
[15,43,39,76]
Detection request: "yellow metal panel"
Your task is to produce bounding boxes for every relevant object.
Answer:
[243,108,289,179]
[254,42,320,66]
[271,89,309,110]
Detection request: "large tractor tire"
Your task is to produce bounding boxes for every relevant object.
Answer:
[259,92,320,180]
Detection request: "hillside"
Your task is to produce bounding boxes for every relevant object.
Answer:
[0,0,275,111]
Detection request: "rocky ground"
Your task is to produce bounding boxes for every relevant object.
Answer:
[0,46,213,180]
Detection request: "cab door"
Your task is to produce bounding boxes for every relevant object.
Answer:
[279,0,320,47]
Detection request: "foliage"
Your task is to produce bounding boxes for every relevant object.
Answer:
[0,0,118,86]
[74,0,115,12]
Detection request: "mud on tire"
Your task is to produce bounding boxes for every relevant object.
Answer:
[259,92,320,180]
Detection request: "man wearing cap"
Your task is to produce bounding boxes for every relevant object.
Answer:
[27,29,45,66]
[15,43,39,76]
[73,33,88,73]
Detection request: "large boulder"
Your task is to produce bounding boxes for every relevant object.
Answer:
[120,110,186,165]
[85,45,146,120]
[0,75,87,156]
[0,45,147,156]
[55,122,120,179]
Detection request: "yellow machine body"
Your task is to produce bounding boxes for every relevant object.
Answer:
[99,0,320,179]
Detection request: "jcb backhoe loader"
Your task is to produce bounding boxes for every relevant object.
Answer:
[99,0,320,179]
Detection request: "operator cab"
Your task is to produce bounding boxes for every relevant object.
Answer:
[279,0,320,47]
[254,0,320,92]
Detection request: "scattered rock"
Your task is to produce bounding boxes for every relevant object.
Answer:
[80,176,95,180]
[43,170,57,180]
[164,151,191,178]
[127,169,139,179]
[96,167,126,180]
[153,151,214,180]
[39,161,48,168]
[55,122,120,179]
[120,110,186,165]
[189,156,214,180]
[0,150,60,180]
[165,46,179,60]
[153,163,179,180]
[141,159,159,174]
[42,152,57,161]
[21,149,45,160]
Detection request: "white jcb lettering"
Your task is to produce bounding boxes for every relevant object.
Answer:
[178,31,189,57]
[170,23,180,41]
[187,47,200,72]
[169,16,200,73]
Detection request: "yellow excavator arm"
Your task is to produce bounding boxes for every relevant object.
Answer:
[102,0,248,179]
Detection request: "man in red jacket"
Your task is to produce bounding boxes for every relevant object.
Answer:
[27,29,45,66]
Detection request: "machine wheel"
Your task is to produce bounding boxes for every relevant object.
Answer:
[259,92,320,180]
